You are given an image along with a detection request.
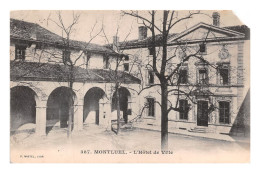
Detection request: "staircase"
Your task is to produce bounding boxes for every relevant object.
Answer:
[111,115,143,132]
[188,126,214,133]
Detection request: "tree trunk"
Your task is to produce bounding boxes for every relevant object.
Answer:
[116,87,121,134]
[161,82,168,150]
[67,65,74,138]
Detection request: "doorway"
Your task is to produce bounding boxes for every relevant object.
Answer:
[197,100,208,126]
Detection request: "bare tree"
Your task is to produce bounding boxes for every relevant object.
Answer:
[100,21,145,134]
[10,11,103,138]
[46,11,104,138]
[121,10,231,150]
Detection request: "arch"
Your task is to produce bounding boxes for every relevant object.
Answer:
[10,86,38,135]
[83,87,106,125]
[46,87,76,134]
[112,87,131,123]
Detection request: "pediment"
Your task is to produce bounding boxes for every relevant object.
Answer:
[168,23,245,43]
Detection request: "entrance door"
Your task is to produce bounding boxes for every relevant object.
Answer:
[197,101,208,126]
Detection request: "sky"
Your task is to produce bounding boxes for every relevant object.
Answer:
[10,10,244,45]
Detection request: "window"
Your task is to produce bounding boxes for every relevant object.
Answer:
[219,68,229,85]
[86,52,91,68]
[147,98,155,117]
[148,71,154,84]
[62,50,71,62]
[179,100,188,120]
[198,69,208,84]
[15,45,26,60]
[199,43,206,53]
[103,56,109,69]
[219,101,230,124]
[148,47,155,56]
[124,63,129,72]
[124,55,129,61]
[179,69,188,84]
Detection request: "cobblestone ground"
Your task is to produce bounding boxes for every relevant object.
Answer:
[10,125,250,163]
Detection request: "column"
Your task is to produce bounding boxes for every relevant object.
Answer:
[73,104,84,132]
[35,100,47,136]
[99,99,105,126]
[104,99,112,130]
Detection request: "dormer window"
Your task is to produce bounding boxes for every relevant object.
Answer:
[15,45,26,60]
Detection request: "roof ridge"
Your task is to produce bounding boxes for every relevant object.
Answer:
[10,18,39,26]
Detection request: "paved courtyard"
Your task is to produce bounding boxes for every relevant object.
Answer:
[10,125,250,163]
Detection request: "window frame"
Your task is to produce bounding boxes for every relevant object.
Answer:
[218,64,230,85]
[199,43,207,54]
[219,101,230,124]
[148,47,155,56]
[62,50,71,63]
[103,56,109,69]
[15,45,26,60]
[123,63,129,72]
[85,52,91,68]
[178,69,188,84]
[198,68,208,84]
[179,99,188,120]
[148,70,154,85]
[146,97,155,117]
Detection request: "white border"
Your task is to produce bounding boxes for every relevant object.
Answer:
[1,0,259,172]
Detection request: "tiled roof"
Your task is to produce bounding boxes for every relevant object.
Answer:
[223,25,250,40]
[111,24,249,50]
[10,61,141,84]
[106,33,177,50]
[10,18,115,54]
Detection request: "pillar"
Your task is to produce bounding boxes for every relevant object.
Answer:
[104,99,112,130]
[35,100,47,136]
[73,104,84,132]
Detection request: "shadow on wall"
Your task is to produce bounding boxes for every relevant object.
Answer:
[10,86,36,136]
[230,89,250,138]
[46,87,75,135]
[83,87,105,125]
[111,87,131,124]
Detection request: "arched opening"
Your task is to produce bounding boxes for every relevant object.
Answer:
[83,87,106,125]
[10,86,37,135]
[46,87,76,134]
[112,87,131,123]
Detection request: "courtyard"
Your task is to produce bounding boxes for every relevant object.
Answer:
[10,125,250,163]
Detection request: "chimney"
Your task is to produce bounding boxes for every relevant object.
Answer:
[212,12,220,27]
[138,26,147,40]
[113,36,119,51]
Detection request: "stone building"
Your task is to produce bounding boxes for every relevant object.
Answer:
[117,12,250,135]
[10,18,140,136]
[10,12,250,137]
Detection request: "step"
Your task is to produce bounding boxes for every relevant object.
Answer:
[188,127,214,133]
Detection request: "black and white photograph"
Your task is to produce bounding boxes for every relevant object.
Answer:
[9,9,250,163]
